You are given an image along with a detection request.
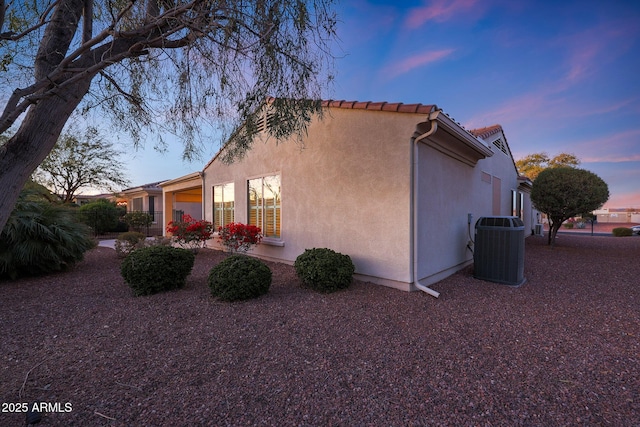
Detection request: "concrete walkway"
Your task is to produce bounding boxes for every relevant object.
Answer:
[98,239,116,249]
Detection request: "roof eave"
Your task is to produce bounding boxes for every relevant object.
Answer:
[428,111,494,165]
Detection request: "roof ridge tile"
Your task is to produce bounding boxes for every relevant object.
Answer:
[469,124,503,139]
[323,99,436,114]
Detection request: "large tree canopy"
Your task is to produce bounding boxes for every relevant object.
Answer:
[516,152,580,181]
[0,0,337,232]
[33,126,130,203]
[531,167,609,246]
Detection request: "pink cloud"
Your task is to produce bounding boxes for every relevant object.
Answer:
[554,19,639,84]
[464,90,552,130]
[577,129,640,163]
[406,0,480,28]
[381,49,455,79]
[564,44,601,83]
[603,191,640,209]
[465,88,639,132]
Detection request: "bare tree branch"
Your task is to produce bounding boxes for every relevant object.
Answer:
[0,0,338,233]
[98,70,143,108]
[0,0,60,41]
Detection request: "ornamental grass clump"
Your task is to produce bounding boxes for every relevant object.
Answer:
[115,233,171,258]
[294,248,355,293]
[114,231,147,258]
[121,246,195,296]
[612,227,633,237]
[208,255,272,301]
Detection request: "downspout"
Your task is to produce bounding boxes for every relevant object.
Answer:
[410,111,440,298]
[199,171,205,220]
[200,170,212,248]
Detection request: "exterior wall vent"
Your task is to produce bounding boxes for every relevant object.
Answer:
[492,138,508,155]
[256,111,277,133]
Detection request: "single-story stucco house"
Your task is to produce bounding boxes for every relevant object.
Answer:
[121,181,164,217]
[119,181,166,235]
[202,100,537,296]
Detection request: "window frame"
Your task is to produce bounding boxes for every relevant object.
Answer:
[212,182,235,229]
[511,189,524,219]
[132,197,143,212]
[247,173,282,241]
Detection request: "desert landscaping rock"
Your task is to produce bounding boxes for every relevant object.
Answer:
[1,234,639,426]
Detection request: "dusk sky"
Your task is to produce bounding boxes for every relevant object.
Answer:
[123,0,640,208]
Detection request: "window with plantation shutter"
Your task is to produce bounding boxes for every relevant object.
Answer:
[213,183,234,229]
[248,175,281,238]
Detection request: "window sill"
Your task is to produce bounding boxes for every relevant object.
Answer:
[262,238,285,247]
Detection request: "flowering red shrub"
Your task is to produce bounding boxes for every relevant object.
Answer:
[166,214,213,251]
[218,222,262,253]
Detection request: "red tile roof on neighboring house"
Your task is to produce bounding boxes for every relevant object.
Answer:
[469,124,503,139]
[321,100,438,114]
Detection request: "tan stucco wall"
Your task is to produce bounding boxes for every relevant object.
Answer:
[122,189,162,212]
[203,107,526,291]
[203,108,420,289]
[415,131,524,286]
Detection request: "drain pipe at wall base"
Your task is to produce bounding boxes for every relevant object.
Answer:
[410,110,441,298]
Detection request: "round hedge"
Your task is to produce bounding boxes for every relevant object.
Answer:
[294,248,355,293]
[208,255,272,301]
[121,246,195,296]
[612,227,633,237]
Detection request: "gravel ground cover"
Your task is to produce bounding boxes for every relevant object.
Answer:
[1,233,639,426]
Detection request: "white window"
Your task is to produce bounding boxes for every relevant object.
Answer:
[213,183,234,228]
[248,175,281,238]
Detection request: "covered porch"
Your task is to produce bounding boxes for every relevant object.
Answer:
[160,172,204,235]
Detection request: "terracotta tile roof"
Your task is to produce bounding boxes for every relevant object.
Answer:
[321,100,437,114]
[469,124,503,139]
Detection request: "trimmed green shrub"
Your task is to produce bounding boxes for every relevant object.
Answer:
[121,246,195,296]
[123,211,153,232]
[612,227,633,237]
[114,231,147,258]
[294,248,355,293]
[208,255,272,301]
[78,199,119,234]
[0,197,95,279]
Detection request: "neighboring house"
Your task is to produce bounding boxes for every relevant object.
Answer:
[73,193,123,206]
[159,172,204,227]
[592,208,640,224]
[202,100,538,296]
[121,181,164,233]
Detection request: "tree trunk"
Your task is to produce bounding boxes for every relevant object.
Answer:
[0,79,91,231]
[548,223,560,247]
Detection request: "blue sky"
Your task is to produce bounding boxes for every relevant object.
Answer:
[124,0,640,208]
